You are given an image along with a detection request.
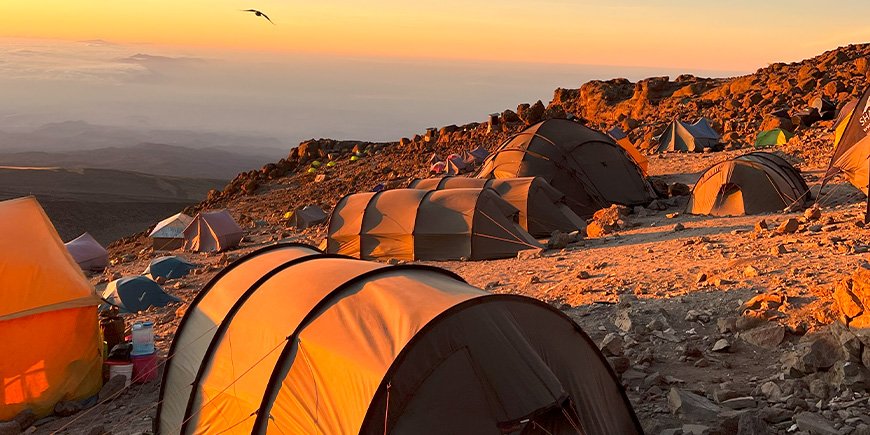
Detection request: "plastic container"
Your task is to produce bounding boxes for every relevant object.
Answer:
[132,352,158,384]
[105,360,133,387]
[131,321,155,355]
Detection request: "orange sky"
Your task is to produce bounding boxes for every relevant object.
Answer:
[2,1,869,71]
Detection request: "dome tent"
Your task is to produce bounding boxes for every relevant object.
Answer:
[606,126,649,175]
[655,118,721,152]
[754,128,794,148]
[65,232,109,271]
[824,89,870,209]
[687,152,810,216]
[183,209,244,253]
[156,243,642,435]
[0,197,102,420]
[144,256,196,280]
[327,188,541,261]
[101,276,180,313]
[149,212,193,251]
[409,176,585,237]
[477,118,655,217]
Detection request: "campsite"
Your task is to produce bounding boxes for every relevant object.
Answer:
[4,2,870,434]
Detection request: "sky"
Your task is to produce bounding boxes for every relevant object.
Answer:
[0,1,868,145]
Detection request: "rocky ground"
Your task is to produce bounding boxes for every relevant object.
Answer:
[11,43,870,435]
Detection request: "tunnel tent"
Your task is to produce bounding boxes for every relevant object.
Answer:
[149,212,193,250]
[0,197,102,420]
[468,145,490,163]
[408,176,585,237]
[754,128,794,148]
[655,118,721,152]
[477,118,655,217]
[65,232,109,271]
[101,276,180,313]
[606,126,649,175]
[182,209,244,253]
[687,152,810,216]
[823,88,870,219]
[156,243,642,435]
[144,256,196,280]
[328,188,541,261]
[285,204,328,229]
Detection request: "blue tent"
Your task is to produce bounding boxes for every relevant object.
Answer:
[101,276,180,313]
[144,256,196,280]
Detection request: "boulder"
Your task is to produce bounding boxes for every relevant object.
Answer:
[667,388,722,422]
[668,183,691,197]
[99,375,127,402]
[794,412,838,435]
[777,218,800,234]
[737,412,769,435]
[0,422,20,435]
[834,264,870,328]
[740,324,785,349]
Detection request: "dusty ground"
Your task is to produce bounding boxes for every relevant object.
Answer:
[34,151,870,435]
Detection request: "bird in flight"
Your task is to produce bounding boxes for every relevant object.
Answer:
[242,9,274,25]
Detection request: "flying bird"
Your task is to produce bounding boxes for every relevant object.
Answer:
[242,9,274,25]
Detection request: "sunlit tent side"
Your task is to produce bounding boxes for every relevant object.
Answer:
[149,213,193,250]
[607,126,649,175]
[65,232,109,271]
[327,188,541,261]
[754,128,795,148]
[477,118,655,217]
[156,244,642,435]
[823,88,870,220]
[655,118,721,152]
[286,205,328,229]
[182,209,244,253]
[101,276,180,313]
[0,197,102,420]
[687,152,810,216]
[144,256,196,280]
[408,176,585,237]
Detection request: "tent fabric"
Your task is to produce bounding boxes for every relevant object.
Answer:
[655,118,721,152]
[101,276,180,313]
[606,126,649,174]
[754,128,795,148]
[286,205,328,229]
[183,210,244,253]
[409,176,585,237]
[327,188,541,261]
[0,197,102,419]
[468,146,490,164]
[65,232,109,271]
[477,118,655,217]
[156,245,642,435]
[825,89,870,197]
[688,152,810,216]
[149,213,193,250]
[144,256,196,280]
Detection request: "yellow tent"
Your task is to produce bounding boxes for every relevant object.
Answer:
[0,197,102,419]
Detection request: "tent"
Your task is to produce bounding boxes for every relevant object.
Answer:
[65,232,109,271]
[833,98,860,149]
[468,145,490,164]
[688,152,810,216]
[101,276,180,313]
[409,177,585,237]
[477,119,655,217]
[0,197,102,420]
[607,126,649,175]
[328,188,541,261]
[811,96,837,120]
[144,256,196,280]
[149,213,193,251]
[824,88,870,219]
[286,205,328,229]
[754,128,795,148]
[156,243,642,435]
[182,210,244,253]
[655,118,721,152]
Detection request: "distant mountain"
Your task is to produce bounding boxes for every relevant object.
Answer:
[0,142,278,179]
[0,166,224,243]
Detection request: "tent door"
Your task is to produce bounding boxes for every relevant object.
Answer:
[713,184,745,216]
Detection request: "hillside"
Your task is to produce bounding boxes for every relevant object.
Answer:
[43,44,870,435]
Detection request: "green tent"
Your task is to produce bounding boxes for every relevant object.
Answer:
[755,128,794,148]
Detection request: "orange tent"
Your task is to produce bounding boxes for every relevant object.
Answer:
[608,126,649,175]
[0,197,102,419]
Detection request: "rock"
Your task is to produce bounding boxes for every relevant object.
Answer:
[54,400,81,417]
[737,412,770,435]
[721,396,757,410]
[614,309,635,332]
[587,205,630,238]
[755,219,768,232]
[0,421,20,435]
[600,333,624,357]
[760,381,782,401]
[11,411,34,431]
[833,264,870,328]
[712,339,731,352]
[794,412,838,435]
[516,248,544,260]
[674,223,685,232]
[86,425,112,435]
[777,218,800,234]
[99,375,127,402]
[608,356,630,374]
[740,324,785,349]
[681,424,711,435]
[809,378,830,399]
[770,244,788,256]
[669,183,691,197]
[668,388,722,421]
[804,204,822,221]
[782,333,842,375]
[743,265,761,277]
[546,230,573,249]
[717,317,737,333]
[696,272,708,283]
